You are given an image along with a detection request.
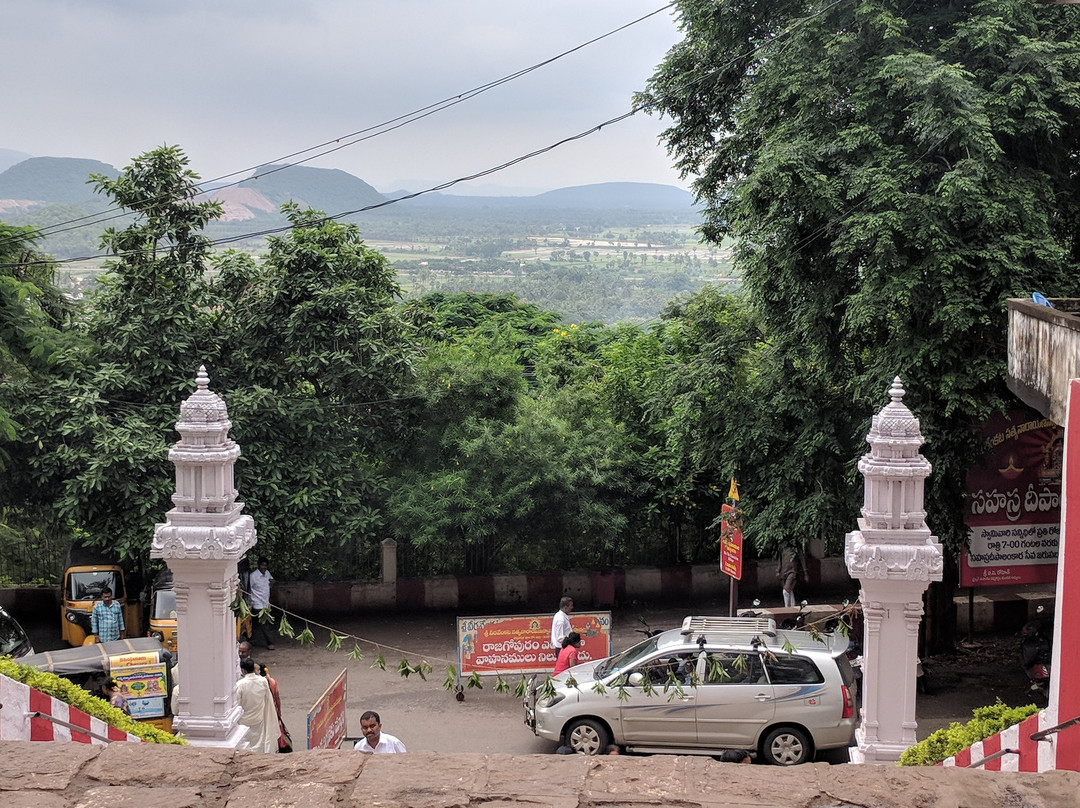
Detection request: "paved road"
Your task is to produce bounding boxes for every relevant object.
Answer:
[21,600,1019,759]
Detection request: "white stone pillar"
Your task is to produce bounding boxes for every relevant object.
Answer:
[151,366,256,747]
[846,377,943,765]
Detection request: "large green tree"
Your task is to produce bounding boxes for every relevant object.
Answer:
[210,205,420,577]
[1,147,222,564]
[642,0,1080,555]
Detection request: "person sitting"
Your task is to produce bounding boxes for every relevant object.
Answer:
[102,677,130,716]
[720,748,752,764]
[554,631,583,675]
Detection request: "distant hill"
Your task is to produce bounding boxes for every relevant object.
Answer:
[0,157,117,205]
[533,182,696,209]
[215,163,386,219]
[0,151,702,259]
[0,149,31,174]
[393,182,696,212]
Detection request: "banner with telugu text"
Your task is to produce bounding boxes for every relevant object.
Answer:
[457,612,612,676]
[961,410,1063,586]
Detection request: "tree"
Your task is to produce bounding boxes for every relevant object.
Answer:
[1,147,223,564]
[210,205,420,577]
[642,0,1080,646]
[642,0,1080,542]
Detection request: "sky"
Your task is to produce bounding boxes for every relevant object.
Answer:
[5,1,689,196]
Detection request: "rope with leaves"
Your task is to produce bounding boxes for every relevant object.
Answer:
[231,593,859,704]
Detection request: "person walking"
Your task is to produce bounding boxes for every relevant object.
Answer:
[236,657,278,752]
[91,587,125,643]
[259,662,292,753]
[353,710,406,754]
[550,596,573,656]
[248,556,279,651]
[776,548,808,608]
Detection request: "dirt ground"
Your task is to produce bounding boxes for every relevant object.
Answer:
[22,602,1039,758]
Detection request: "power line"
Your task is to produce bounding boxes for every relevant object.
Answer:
[0,4,676,248]
[3,0,850,270]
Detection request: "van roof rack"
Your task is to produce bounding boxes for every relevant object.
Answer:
[678,616,846,654]
[680,616,776,636]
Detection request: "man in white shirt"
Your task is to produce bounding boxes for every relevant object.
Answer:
[353,710,407,754]
[236,657,278,752]
[248,556,278,650]
[550,596,574,655]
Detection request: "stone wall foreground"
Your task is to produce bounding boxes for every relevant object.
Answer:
[2,741,1079,808]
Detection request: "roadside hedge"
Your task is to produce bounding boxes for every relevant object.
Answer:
[898,700,1039,766]
[0,657,185,744]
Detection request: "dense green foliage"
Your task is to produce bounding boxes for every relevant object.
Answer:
[0,657,184,744]
[8,0,1080,595]
[898,700,1038,766]
[640,0,1080,555]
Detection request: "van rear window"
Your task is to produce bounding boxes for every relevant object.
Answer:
[763,655,824,685]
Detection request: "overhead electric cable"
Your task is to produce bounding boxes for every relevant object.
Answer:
[0,3,675,247]
[1,0,849,270]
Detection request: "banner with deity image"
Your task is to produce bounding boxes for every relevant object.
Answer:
[961,410,1063,586]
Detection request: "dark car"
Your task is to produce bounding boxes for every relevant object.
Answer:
[0,604,35,658]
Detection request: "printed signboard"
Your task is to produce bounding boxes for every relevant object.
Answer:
[307,669,347,751]
[961,411,1063,587]
[109,662,168,700]
[719,503,743,580]
[457,612,612,676]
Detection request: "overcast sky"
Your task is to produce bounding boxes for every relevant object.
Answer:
[5,1,689,196]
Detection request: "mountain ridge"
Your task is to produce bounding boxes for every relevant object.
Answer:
[0,155,695,216]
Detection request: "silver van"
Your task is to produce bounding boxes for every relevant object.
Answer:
[524,616,858,764]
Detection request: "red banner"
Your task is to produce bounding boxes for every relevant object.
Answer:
[306,669,347,750]
[961,411,1063,586]
[457,612,612,675]
[719,503,743,580]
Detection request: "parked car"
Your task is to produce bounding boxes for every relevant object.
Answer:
[524,615,859,764]
[0,605,34,658]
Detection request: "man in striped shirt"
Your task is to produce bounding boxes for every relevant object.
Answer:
[91,587,125,642]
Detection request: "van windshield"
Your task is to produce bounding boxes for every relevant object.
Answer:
[68,570,124,601]
[594,636,661,678]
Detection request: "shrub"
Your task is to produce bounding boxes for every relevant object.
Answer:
[898,699,1039,766]
[0,657,185,745]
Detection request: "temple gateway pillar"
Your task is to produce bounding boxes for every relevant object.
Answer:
[151,366,256,747]
[846,377,943,764]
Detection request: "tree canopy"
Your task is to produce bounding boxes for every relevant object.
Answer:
[640,0,1080,552]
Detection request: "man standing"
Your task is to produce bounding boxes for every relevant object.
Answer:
[91,587,125,643]
[236,657,278,752]
[353,710,406,754]
[776,548,809,608]
[248,556,278,651]
[550,596,573,654]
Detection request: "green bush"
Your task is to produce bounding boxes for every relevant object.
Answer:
[898,699,1039,766]
[0,657,185,744]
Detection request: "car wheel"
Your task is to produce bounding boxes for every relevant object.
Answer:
[761,726,811,766]
[564,718,610,756]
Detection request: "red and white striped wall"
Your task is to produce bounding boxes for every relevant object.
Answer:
[940,709,1059,772]
[0,672,140,744]
[942,379,1080,773]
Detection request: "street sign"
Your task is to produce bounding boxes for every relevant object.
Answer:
[720,503,743,580]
